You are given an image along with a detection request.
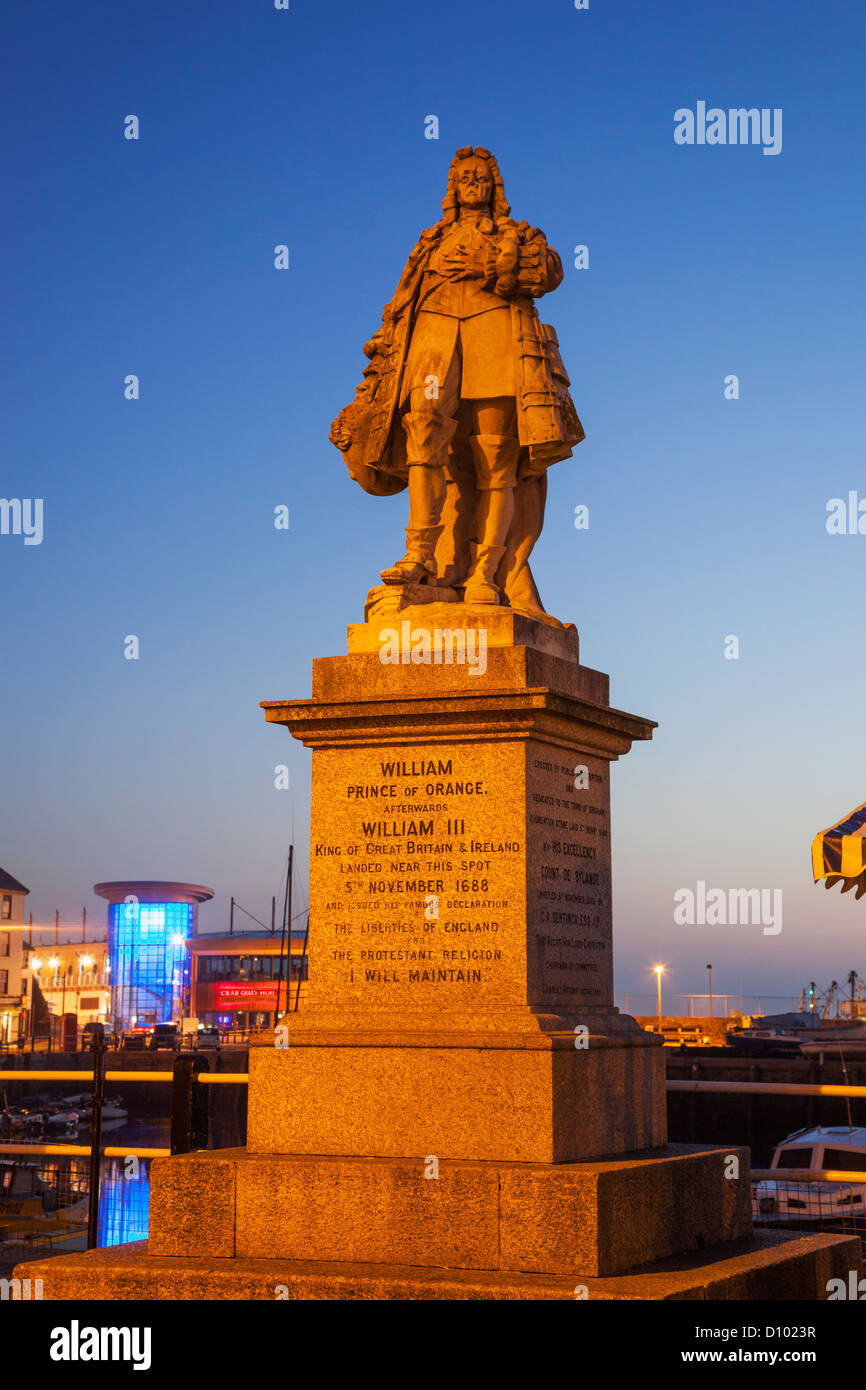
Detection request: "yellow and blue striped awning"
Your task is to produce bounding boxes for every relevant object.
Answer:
[812,800,866,887]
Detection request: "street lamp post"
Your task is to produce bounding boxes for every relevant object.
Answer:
[653,966,664,1027]
[707,964,713,1020]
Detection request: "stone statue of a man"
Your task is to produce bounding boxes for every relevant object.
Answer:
[331,145,583,625]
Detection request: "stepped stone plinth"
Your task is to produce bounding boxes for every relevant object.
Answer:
[20,616,862,1299]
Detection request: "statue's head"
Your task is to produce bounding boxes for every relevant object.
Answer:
[441,146,510,224]
[454,156,493,209]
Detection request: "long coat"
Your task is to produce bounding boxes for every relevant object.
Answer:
[330,216,584,497]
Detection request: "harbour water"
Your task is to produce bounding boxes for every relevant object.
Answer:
[0,1118,170,1277]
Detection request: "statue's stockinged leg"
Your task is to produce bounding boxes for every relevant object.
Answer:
[380,409,456,585]
[463,433,519,604]
[497,473,563,626]
[435,439,477,591]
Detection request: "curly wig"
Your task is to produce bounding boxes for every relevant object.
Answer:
[440,146,511,225]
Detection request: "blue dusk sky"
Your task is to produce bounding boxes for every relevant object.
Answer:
[2,0,865,1010]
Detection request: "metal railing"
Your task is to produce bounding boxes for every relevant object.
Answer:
[1,1023,280,1054]
[1,1030,247,1250]
[619,993,800,1018]
[668,1079,866,1098]
[667,1076,866,1252]
[7,1066,866,1259]
[749,1171,866,1249]
[750,1168,866,1181]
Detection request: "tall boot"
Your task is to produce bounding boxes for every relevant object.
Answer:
[381,410,457,585]
[463,541,508,605]
[381,523,443,585]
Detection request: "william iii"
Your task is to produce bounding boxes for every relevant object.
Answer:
[330,146,583,624]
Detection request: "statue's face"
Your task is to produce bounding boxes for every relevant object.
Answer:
[454,158,493,209]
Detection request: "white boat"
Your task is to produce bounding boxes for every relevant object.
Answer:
[727,1011,825,1056]
[752,1126,866,1225]
[44,1109,80,1129]
[0,1160,89,1250]
[0,1107,44,1132]
[76,1099,128,1123]
[799,1022,866,1060]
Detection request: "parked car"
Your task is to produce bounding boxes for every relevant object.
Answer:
[194,1026,221,1051]
[121,1031,147,1051]
[148,1023,180,1051]
[81,1022,113,1049]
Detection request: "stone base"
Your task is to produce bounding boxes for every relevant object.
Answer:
[247,1026,666,1163]
[146,1144,750,1278]
[350,603,579,657]
[364,584,459,621]
[19,1231,860,1301]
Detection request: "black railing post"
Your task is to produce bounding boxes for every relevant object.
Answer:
[170,1053,210,1154]
[86,1024,106,1249]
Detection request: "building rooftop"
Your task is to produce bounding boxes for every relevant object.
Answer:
[0,866,29,894]
[186,930,307,953]
[93,880,214,904]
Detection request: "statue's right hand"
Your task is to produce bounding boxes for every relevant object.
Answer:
[440,244,485,279]
[439,248,468,277]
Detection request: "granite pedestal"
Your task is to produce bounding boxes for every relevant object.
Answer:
[20,613,861,1299]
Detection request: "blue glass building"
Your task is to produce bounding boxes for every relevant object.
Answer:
[93,881,214,1031]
